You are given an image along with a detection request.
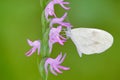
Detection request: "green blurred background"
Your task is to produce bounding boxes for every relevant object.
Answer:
[0,0,120,80]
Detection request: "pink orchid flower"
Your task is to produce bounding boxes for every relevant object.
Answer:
[50,12,72,28]
[45,0,70,21]
[25,39,41,56]
[45,1,56,21]
[49,26,66,52]
[44,53,70,75]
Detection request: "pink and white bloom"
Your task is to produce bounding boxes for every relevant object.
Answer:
[50,13,72,28]
[45,0,70,21]
[44,53,70,75]
[25,39,41,56]
[49,26,66,52]
[45,1,56,21]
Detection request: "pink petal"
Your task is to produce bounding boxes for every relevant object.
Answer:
[27,39,33,46]
[44,61,49,74]
[56,26,62,33]
[62,2,70,4]
[56,36,64,45]
[55,52,62,61]
[59,12,67,21]
[49,40,54,53]
[60,3,70,10]
[50,66,57,75]
[37,45,41,55]
[59,53,66,64]
[58,65,70,70]
[60,22,72,28]
[25,48,34,56]
[53,65,62,73]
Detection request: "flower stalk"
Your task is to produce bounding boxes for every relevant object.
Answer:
[39,58,48,80]
[26,0,71,80]
[40,1,50,80]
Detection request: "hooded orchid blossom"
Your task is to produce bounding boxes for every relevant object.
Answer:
[49,26,66,52]
[44,53,70,75]
[45,1,56,21]
[45,0,70,21]
[50,13,72,28]
[25,39,41,56]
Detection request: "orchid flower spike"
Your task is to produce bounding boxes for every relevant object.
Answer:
[25,39,41,56]
[49,26,66,52]
[44,53,70,75]
[50,12,72,28]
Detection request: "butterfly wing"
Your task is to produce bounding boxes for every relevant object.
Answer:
[70,28,114,57]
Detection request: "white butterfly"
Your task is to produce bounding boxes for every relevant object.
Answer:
[66,28,114,57]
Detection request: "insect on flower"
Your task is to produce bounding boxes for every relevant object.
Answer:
[66,28,114,57]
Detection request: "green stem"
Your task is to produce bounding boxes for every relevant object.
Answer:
[39,58,48,80]
[41,11,46,35]
[39,0,50,80]
[41,28,50,57]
